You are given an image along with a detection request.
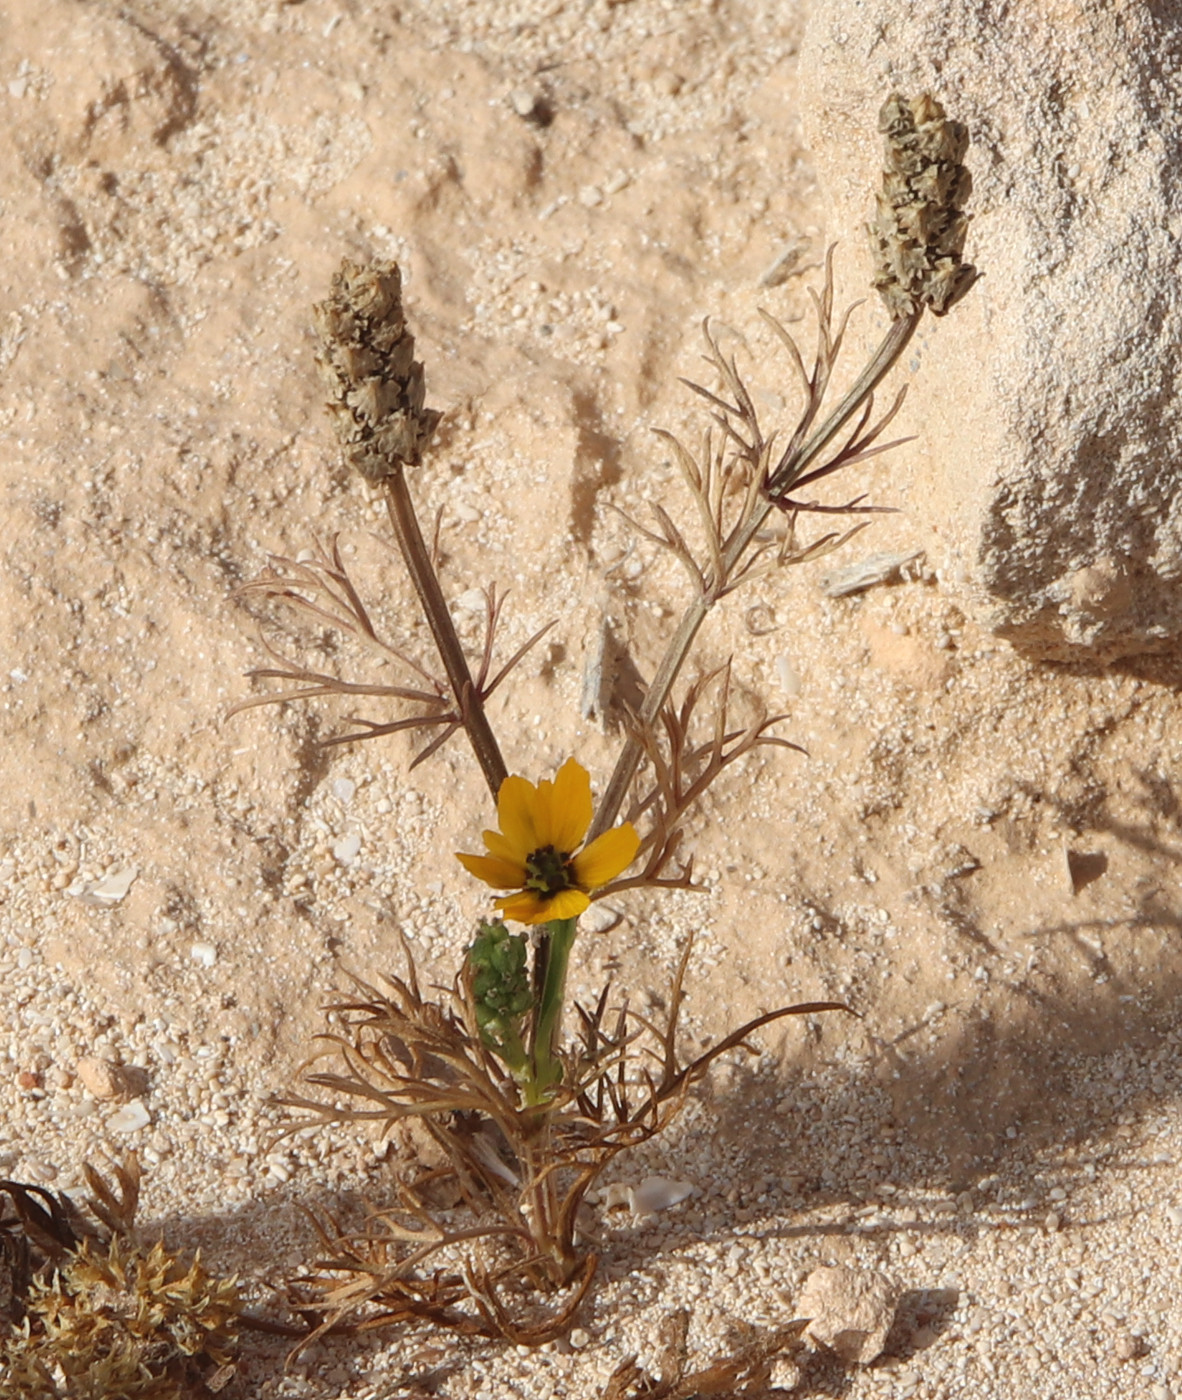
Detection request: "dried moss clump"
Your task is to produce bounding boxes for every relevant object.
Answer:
[0,1163,241,1399]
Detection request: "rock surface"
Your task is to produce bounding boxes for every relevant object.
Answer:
[799,0,1182,661]
[796,1264,901,1364]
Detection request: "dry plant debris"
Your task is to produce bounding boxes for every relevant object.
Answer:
[0,1155,241,1399]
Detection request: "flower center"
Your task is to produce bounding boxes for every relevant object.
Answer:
[523,845,577,898]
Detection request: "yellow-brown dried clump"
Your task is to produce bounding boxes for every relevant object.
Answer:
[871,92,976,318]
[1,1236,240,1399]
[1,1161,240,1399]
[314,259,442,481]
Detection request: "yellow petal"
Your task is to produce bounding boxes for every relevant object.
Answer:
[456,851,526,889]
[495,889,553,925]
[548,759,593,853]
[545,887,590,921]
[571,822,640,890]
[531,776,556,848]
[483,829,524,864]
[497,775,540,856]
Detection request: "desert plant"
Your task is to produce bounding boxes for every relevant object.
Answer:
[234,92,976,1347]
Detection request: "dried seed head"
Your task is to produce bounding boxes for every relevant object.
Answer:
[870,92,977,319]
[314,259,442,481]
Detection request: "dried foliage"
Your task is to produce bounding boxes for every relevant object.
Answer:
[600,1309,810,1399]
[0,1156,241,1399]
[609,663,803,895]
[232,534,552,766]
[276,936,847,1349]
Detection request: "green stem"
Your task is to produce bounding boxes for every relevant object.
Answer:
[527,917,578,1106]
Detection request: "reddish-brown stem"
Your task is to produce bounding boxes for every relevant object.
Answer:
[383,470,508,801]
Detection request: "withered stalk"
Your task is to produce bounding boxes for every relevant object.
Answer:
[382,470,508,798]
[588,310,921,841]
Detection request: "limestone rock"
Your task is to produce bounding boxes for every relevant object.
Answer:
[796,1264,900,1364]
[75,1056,135,1102]
[799,0,1182,660]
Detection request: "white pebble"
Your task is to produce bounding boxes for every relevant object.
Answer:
[108,1099,150,1134]
[775,653,801,696]
[333,833,362,865]
[453,587,486,614]
[189,942,218,968]
[582,904,620,935]
[74,867,138,907]
[630,1176,696,1214]
[331,777,356,803]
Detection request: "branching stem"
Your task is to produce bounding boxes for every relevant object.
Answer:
[588,310,921,841]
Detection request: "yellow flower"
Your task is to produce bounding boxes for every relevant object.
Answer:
[457,758,640,925]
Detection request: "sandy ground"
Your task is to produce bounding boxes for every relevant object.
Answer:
[2,2,1182,1397]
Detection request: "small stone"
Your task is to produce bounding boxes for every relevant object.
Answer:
[16,1070,40,1091]
[190,941,218,968]
[508,84,551,126]
[1113,1330,1144,1362]
[333,832,362,865]
[453,587,486,614]
[630,1177,696,1214]
[582,903,620,935]
[108,1098,151,1134]
[331,777,356,803]
[569,1328,590,1350]
[73,866,138,907]
[76,1056,133,1101]
[775,653,802,696]
[796,1265,901,1365]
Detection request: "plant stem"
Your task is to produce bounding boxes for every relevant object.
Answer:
[587,310,921,842]
[383,469,508,801]
[526,917,578,1107]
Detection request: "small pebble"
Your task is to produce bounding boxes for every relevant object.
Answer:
[508,84,550,125]
[190,941,218,968]
[76,1056,132,1101]
[582,903,620,935]
[331,777,356,803]
[333,833,362,865]
[108,1099,151,1134]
